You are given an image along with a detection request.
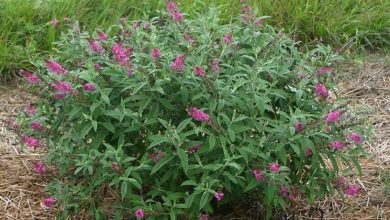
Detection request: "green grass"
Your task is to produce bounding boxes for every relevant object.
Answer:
[0,0,389,80]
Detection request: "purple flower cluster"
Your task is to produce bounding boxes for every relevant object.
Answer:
[46,60,68,75]
[167,1,183,22]
[112,43,132,66]
[189,108,210,122]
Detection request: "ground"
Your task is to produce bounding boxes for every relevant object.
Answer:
[0,55,389,219]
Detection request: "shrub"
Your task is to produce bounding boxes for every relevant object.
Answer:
[20,2,365,219]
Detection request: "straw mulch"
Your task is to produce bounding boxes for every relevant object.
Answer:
[0,82,54,220]
[0,56,389,220]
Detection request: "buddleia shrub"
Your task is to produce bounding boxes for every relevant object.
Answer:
[19,1,365,219]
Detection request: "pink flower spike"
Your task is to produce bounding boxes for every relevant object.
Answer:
[127,68,134,77]
[89,40,103,53]
[306,148,313,157]
[193,65,206,77]
[52,81,73,99]
[198,214,209,220]
[279,185,288,198]
[241,5,251,13]
[189,108,210,122]
[170,55,185,71]
[330,141,344,150]
[50,19,59,26]
[26,74,40,84]
[98,31,108,41]
[112,43,132,66]
[223,33,233,44]
[26,104,36,117]
[242,15,249,24]
[208,58,220,73]
[214,191,224,201]
[294,121,303,132]
[34,161,47,174]
[143,22,151,30]
[167,1,183,22]
[316,83,329,98]
[252,169,264,181]
[5,119,20,131]
[167,1,179,13]
[335,176,347,186]
[350,132,362,144]
[183,34,194,45]
[171,12,183,22]
[23,136,40,149]
[149,151,165,163]
[186,145,201,154]
[94,64,102,71]
[111,162,121,172]
[288,193,296,201]
[150,48,161,59]
[344,184,360,196]
[20,69,40,84]
[135,209,145,219]
[31,121,41,131]
[255,18,265,26]
[324,111,341,123]
[43,197,56,208]
[46,60,68,75]
[317,66,333,76]
[269,163,280,172]
[83,83,96,91]
[132,22,140,29]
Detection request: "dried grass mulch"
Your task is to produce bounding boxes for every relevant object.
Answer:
[0,81,54,220]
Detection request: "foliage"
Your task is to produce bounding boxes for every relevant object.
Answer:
[19,3,366,220]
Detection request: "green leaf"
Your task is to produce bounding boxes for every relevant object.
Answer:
[199,191,211,209]
[121,181,128,200]
[265,184,277,205]
[185,193,196,208]
[80,123,93,138]
[228,129,235,142]
[103,121,115,133]
[176,118,192,133]
[151,155,174,174]
[181,180,197,186]
[147,136,169,150]
[209,135,216,150]
[244,179,259,192]
[74,166,84,175]
[170,209,177,220]
[177,148,189,175]
[157,118,170,129]
[101,93,110,105]
[230,124,251,133]
[290,143,301,157]
[327,153,339,174]
[350,156,363,176]
[68,106,83,120]
[127,178,142,189]
[92,120,98,131]
[90,129,109,149]
[223,171,237,184]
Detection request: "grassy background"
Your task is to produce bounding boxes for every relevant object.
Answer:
[1,0,389,80]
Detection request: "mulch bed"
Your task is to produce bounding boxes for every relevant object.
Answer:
[1,56,389,219]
